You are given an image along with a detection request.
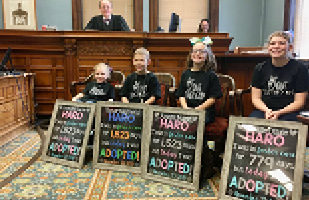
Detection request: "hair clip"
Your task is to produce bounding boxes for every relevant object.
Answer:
[189,37,213,46]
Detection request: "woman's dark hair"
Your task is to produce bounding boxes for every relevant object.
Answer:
[186,41,217,72]
[198,19,210,33]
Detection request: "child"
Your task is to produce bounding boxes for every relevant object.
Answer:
[120,47,161,104]
[250,31,309,121]
[72,63,115,103]
[176,37,223,182]
[72,63,115,148]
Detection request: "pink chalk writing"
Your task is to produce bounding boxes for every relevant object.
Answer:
[160,119,189,131]
[62,110,83,120]
[245,131,284,147]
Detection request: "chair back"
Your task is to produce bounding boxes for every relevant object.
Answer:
[153,73,176,88]
[108,71,125,86]
[216,73,236,117]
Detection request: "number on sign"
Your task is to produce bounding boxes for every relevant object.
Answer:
[249,154,274,169]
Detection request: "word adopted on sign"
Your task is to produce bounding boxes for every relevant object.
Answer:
[93,102,148,173]
[42,100,95,168]
[219,116,307,200]
[142,106,205,191]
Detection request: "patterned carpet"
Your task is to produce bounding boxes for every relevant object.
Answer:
[0,130,219,200]
[1,131,309,199]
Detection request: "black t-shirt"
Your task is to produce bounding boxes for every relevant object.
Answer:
[251,59,309,110]
[176,69,223,122]
[81,81,115,102]
[119,72,161,103]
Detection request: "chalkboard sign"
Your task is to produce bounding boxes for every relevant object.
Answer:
[41,100,96,168]
[93,101,148,173]
[141,106,205,191]
[219,116,307,200]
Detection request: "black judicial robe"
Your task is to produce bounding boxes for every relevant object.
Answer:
[84,14,130,31]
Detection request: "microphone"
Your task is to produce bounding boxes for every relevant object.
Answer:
[0,47,11,70]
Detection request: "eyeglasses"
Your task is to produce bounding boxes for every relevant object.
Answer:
[191,49,207,54]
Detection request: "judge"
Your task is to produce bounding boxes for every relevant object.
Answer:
[84,0,130,31]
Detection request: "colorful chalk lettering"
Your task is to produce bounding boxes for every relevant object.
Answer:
[42,100,95,169]
[94,103,145,173]
[220,118,307,200]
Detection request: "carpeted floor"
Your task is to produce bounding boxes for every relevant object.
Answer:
[0,130,220,200]
[1,130,309,199]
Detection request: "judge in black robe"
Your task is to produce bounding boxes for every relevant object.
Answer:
[84,0,130,31]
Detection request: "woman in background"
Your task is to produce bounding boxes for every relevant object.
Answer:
[197,19,210,33]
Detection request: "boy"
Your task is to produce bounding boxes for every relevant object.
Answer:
[120,47,161,104]
[72,63,115,103]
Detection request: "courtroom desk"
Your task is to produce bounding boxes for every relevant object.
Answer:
[0,30,233,116]
[0,73,35,146]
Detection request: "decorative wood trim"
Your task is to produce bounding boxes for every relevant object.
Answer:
[149,0,158,32]
[284,0,295,31]
[284,0,291,30]
[72,0,83,30]
[209,0,219,32]
[64,39,77,99]
[133,0,143,31]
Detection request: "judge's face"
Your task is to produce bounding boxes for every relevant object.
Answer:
[201,21,209,33]
[95,66,109,83]
[191,42,207,64]
[268,36,291,58]
[100,1,112,18]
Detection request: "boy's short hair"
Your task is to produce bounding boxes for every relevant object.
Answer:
[134,47,150,60]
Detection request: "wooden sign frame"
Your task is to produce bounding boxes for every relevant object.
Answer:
[93,101,149,173]
[219,116,308,200]
[141,106,205,191]
[41,99,96,169]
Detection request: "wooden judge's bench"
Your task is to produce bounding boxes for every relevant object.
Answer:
[0,30,269,117]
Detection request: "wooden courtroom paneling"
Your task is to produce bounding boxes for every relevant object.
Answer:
[0,30,267,116]
[154,58,184,86]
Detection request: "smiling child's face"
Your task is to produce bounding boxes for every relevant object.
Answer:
[268,36,291,58]
[191,42,207,64]
[95,65,109,83]
[133,54,149,73]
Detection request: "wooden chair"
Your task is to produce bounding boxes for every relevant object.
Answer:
[206,73,236,153]
[70,71,125,101]
[156,84,169,106]
[153,72,177,107]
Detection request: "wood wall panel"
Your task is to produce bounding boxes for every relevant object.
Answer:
[155,59,184,85]
[32,70,53,88]
[56,92,66,99]
[30,58,53,65]
[11,58,26,65]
